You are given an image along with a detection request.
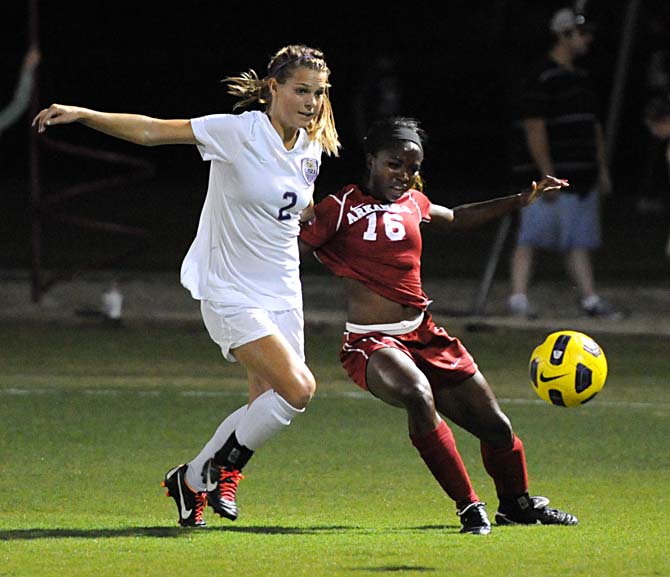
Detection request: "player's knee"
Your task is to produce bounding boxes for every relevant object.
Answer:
[481,413,514,447]
[399,380,435,412]
[281,368,316,410]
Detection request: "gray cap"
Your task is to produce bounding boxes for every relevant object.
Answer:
[550,7,586,33]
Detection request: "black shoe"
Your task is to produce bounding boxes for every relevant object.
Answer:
[495,494,578,526]
[203,459,245,521]
[162,464,207,527]
[458,502,492,535]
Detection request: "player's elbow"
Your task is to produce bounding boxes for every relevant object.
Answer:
[131,131,154,146]
[136,117,175,146]
[138,121,163,146]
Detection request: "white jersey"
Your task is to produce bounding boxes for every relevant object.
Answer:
[180,110,322,310]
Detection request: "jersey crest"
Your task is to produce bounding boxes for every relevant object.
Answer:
[302,158,320,185]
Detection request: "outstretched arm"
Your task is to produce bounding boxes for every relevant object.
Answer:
[429,175,568,232]
[32,104,197,146]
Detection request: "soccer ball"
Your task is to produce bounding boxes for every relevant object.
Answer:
[529,330,607,407]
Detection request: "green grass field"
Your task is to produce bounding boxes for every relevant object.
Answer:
[1,321,668,577]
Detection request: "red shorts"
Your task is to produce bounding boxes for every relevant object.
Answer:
[340,313,478,391]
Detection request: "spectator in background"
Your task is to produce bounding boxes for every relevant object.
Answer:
[636,8,670,215]
[643,96,670,162]
[643,95,670,257]
[507,7,622,320]
[0,46,40,135]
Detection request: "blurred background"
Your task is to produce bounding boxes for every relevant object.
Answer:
[1,0,669,303]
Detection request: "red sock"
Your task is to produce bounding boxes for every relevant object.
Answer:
[410,420,479,510]
[480,434,529,499]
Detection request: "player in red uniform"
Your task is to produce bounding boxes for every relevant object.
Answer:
[299,117,577,534]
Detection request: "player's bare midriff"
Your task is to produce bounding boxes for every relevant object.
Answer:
[344,278,421,325]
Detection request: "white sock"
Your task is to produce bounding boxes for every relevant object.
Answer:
[235,389,303,450]
[186,404,247,491]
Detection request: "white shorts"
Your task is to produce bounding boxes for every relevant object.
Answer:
[200,300,305,363]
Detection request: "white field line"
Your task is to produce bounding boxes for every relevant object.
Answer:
[0,386,667,410]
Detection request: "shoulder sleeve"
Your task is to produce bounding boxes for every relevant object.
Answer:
[299,193,349,248]
[412,190,432,222]
[190,112,250,162]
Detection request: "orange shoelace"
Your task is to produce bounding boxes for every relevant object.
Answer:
[219,469,245,501]
[194,492,207,523]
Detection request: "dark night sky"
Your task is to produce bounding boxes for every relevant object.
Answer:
[2,1,668,197]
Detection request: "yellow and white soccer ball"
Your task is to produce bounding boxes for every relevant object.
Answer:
[529,330,608,407]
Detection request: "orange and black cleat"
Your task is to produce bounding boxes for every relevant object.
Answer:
[162,464,207,527]
[203,459,245,521]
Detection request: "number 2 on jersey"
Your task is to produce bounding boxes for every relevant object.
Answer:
[363,212,406,241]
[278,192,298,221]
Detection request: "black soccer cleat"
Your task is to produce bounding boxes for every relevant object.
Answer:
[203,459,245,521]
[458,502,492,535]
[495,494,578,526]
[162,464,207,527]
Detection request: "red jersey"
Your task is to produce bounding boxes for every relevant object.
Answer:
[300,184,432,310]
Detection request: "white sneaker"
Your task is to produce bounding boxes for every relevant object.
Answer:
[508,294,536,318]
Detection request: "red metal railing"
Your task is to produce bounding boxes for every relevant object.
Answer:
[28,0,154,303]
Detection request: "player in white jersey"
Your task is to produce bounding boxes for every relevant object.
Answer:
[33,44,340,527]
